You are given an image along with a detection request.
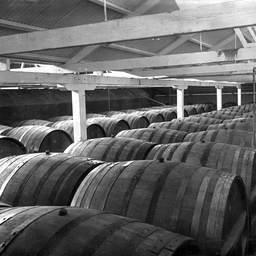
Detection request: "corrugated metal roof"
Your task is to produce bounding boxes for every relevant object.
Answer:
[82,46,144,62]
[0,0,123,29]
[107,0,147,12]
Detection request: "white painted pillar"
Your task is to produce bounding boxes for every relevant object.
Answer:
[72,89,87,142]
[237,85,242,106]
[177,88,184,118]
[64,84,96,142]
[216,86,223,110]
[174,85,187,119]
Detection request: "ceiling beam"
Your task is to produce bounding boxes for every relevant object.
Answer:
[0,19,46,31]
[186,74,253,83]
[65,0,161,65]
[132,62,256,77]
[63,47,256,72]
[89,0,131,15]
[157,34,195,55]
[234,28,248,47]
[0,71,239,88]
[0,0,254,55]
[106,43,156,56]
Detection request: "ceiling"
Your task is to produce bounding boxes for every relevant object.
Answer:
[0,0,255,87]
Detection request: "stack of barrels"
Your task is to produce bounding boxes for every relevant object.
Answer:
[1,103,256,255]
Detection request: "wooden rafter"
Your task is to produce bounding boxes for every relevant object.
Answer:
[65,0,161,65]
[132,62,256,77]
[0,0,254,55]
[63,47,256,72]
[0,71,240,88]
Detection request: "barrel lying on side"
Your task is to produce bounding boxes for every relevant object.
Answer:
[0,152,103,206]
[72,160,248,256]
[182,116,222,125]
[0,206,202,256]
[48,115,73,122]
[0,135,27,158]
[87,117,130,137]
[0,125,12,135]
[50,120,106,140]
[110,113,150,129]
[183,129,253,148]
[12,119,53,127]
[64,137,156,162]
[207,120,254,132]
[149,120,208,133]
[5,125,73,153]
[146,141,256,238]
[116,128,187,144]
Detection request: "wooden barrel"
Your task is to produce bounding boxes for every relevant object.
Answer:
[71,160,248,255]
[0,206,202,256]
[116,128,187,144]
[207,120,254,132]
[0,152,103,206]
[111,113,150,129]
[152,108,177,121]
[5,125,73,153]
[184,106,197,116]
[0,125,12,135]
[64,137,156,162]
[0,135,27,158]
[183,129,254,148]
[86,117,130,137]
[182,116,223,125]
[50,120,106,140]
[149,120,208,133]
[101,111,126,116]
[12,119,53,127]
[141,111,165,124]
[146,141,256,203]
[193,104,205,114]
[203,103,216,112]
[201,112,235,120]
[86,113,107,118]
[222,117,253,124]
[47,115,73,122]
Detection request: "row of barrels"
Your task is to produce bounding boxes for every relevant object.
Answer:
[0,104,253,255]
[0,103,212,156]
[0,151,248,255]
[0,110,254,158]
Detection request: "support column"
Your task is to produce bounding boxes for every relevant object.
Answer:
[174,85,188,119]
[72,89,87,142]
[237,85,242,106]
[64,84,96,142]
[216,85,223,110]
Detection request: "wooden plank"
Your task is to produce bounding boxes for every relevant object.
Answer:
[0,71,240,88]
[234,28,248,47]
[0,0,255,55]
[64,47,256,72]
[158,34,195,55]
[133,63,256,77]
[0,19,46,31]
[65,0,159,65]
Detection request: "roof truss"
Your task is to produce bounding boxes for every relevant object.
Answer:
[0,0,254,55]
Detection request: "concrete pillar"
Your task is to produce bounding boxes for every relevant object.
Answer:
[216,86,223,110]
[237,86,242,106]
[64,84,96,142]
[71,89,87,142]
[177,88,184,119]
